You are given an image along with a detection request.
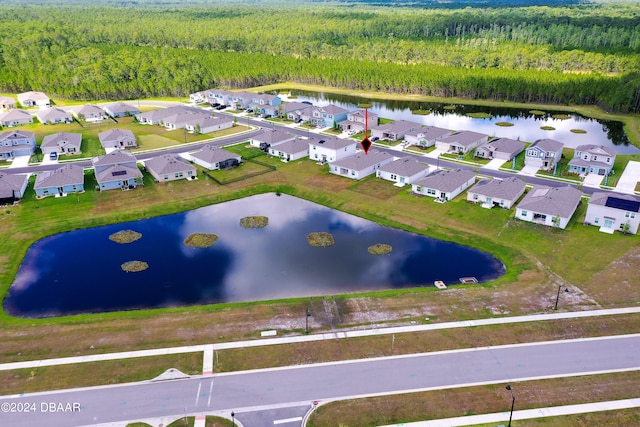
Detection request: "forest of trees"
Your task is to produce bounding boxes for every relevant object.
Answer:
[0,1,638,112]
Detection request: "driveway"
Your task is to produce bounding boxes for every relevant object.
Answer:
[582,173,603,188]
[484,158,505,171]
[615,160,640,194]
[8,155,30,168]
[519,165,539,176]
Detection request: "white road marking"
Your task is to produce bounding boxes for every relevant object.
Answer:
[274,416,303,424]
[207,380,213,407]
[194,382,202,406]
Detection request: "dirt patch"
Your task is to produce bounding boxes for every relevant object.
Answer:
[579,245,640,306]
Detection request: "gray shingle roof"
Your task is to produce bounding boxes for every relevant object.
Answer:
[437,130,488,147]
[309,136,355,150]
[41,132,82,150]
[92,150,137,166]
[37,107,72,122]
[0,172,28,198]
[252,128,295,145]
[105,102,140,115]
[575,144,616,157]
[75,104,106,116]
[0,109,32,121]
[0,130,35,141]
[34,164,84,189]
[98,129,136,147]
[190,144,240,164]
[530,138,563,152]
[330,150,393,171]
[270,138,309,155]
[405,126,452,141]
[479,138,525,156]
[316,105,349,115]
[414,168,476,192]
[468,177,526,200]
[589,192,640,211]
[517,185,583,218]
[95,164,142,184]
[379,157,430,177]
[145,154,196,176]
[371,120,421,134]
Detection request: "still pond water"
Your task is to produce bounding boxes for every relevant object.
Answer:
[283,90,639,154]
[5,194,504,318]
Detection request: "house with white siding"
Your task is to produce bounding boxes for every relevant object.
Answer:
[104,102,140,118]
[99,129,137,151]
[34,164,85,198]
[0,130,36,159]
[144,154,196,183]
[309,136,358,163]
[475,137,525,161]
[0,109,33,127]
[269,138,310,162]
[329,150,394,180]
[184,115,234,134]
[249,128,296,149]
[285,104,313,123]
[568,144,616,176]
[36,107,73,125]
[0,96,15,110]
[412,168,476,202]
[338,110,378,133]
[40,132,82,156]
[515,185,582,229]
[92,150,143,191]
[189,145,241,170]
[404,126,452,147]
[370,120,422,142]
[135,106,210,128]
[524,139,564,171]
[310,105,349,128]
[435,131,488,154]
[0,172,29,203]
[377,157,431,185]
[467,177,526,209]
[74,104,108,122]
[585,192,640,234]
[17,91,50,108]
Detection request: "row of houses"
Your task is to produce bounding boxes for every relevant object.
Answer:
[0,91,50,110]
[0,102,141,127]
[135,105,234,133]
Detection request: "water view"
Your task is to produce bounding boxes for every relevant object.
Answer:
[283,90,639,154]
[4,194,504,318]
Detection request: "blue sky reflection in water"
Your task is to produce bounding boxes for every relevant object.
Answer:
[5,194,504,318]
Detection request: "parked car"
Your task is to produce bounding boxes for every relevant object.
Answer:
[302,101,313,105]
[347,130,356,135]
[371,136,379,142]
[49,152,58,160]
[215,105,226,110]
[210,103,220,107]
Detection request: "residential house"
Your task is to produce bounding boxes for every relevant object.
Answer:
[189,90,207,104]
[475,137,525,161]
[0,172,29,203]
[135,105,210,128]
[249,128,296,149]
[435,131,488,154]
[376,157,431,185]
[17,91,50,108]
[310,105,349,128]
[34,164,85,198]
[329,150,394,180]
[0,96,15,110]
[145,154,196,183]
[338,110,379,133]
[227,91,255,110]
[36,107,73,125]
[370,120,422,142]
[411,168,476,202]
[74,104,108,122]
[0,130,36,159]
[248,93,282,116]
[98,129,137,151]
[568,144,616,176]
[40,132,82,156]
[515,185,582,229]
[0,109,33,127]
[404,126,452,147]
[269,138,310,162]
[92,150,143,191]
[309,136,358,163]
[104,102,140,118]
[189,144,241,170]
[184,115,234,134]
[585,192,640,234]
[467,177,526,209]
[280,102,312,120]
[524,139,564,171]
[204,89,232,106]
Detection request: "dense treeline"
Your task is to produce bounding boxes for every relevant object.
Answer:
[0,2,639,112]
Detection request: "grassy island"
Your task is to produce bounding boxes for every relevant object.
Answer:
[121,261,149,273]
[368,244,392,255]
[307,232,335,247]
[183,233,219,248]
[109,230,142,244]
[240,216,269,228]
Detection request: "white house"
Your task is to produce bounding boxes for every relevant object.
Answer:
[36,107,73,125]
[404,126,452,147]
[435,131,488,154]
[0,109,33,127]
[585,192,640,234]
[412,168,476,202]
[525,139,564,171]
[74,104,108,122]
[184,116,234,134]
[338,110,378,133]
[40,132,82,156]
[466,177,526,209]
[104,102,140,118]
[475,137,525,161]
[377,157,431,185]
[329,150,394,180]
[515,185,583,229]
[17,91,50,108]
[0,171,29,202]
[98,129,137,150]
[269,138,309,162]
[144,154,197,183]
[189,144,241,170]
[370,120,422,141]
[568,144,616,176]
[249,128,296,149]
[309,136,358,163]
[0,96,15,110]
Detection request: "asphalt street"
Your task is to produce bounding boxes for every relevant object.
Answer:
[1,335,638,427]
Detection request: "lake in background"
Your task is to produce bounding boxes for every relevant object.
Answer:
[281,90,639,154]
[4,194,505,318]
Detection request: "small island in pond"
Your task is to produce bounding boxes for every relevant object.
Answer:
[240,216,269,228]
[308,232,335,247]
[368,244,392,255]
[184,233,219,248]
[121,261,149,272]
[109,230,142,244]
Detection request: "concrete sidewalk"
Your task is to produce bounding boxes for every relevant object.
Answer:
[614,160,640,194]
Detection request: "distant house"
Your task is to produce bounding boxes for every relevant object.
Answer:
[585,192,640,235]
[435,131,488,154]
[249,128,296,150]
[189,144,241,170]
[404,126,452,147]
[40,132,82,156]
[475,137,525,161]
[0,172,29,203]
[189,90,207,104]
[269,138,310,162]
[467,177,526,209]
[203,89,232,106]
[285,104,313,123]
[370,120,422,142]
[104,102,140,118]
[248,93,282,116]
[377,157,431,185]
[0,130,36,159]
[184,115,234,134]
[310,105,349,128]
[135,105,210,129]
[36,107,73,125]
[0,109,33,127]
[17,91,50,108]
[524,139,563,171]
[309,136,358,163]
[329,150,394,180]
[338,110,378,133]
[515,185,582,229]
[34,164,85,198]
[145,154,196,183]
[227,91,254,110]
[74,104,108,122]
[412,168,476,202]
[92,150,143,191]
[568,144,616,176]
[0,96,15,110]
[98,129,137,150]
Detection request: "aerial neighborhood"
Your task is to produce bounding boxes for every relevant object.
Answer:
[0,87,638,236]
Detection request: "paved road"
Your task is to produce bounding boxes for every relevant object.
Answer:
[1,335,638,427]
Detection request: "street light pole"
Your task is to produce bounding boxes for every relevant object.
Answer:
[305,307,311,334]
[506,385,515,427]
[554,285,569,310]
[231,411,235,426]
